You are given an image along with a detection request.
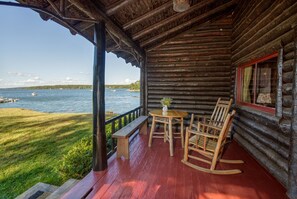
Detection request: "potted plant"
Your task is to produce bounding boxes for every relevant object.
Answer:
[160,97,172,112]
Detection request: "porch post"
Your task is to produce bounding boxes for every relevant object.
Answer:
[140,56,147,115]
[92,22,107,171]
[144,56,148,115]
[288,25,297,199]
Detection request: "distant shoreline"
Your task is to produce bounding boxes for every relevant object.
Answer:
[1,84,131,90]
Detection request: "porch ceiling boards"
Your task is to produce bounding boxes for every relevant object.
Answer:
[62,133,287,199]
[15,0,237,67]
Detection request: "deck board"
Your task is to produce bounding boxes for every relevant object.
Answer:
[63,130,288,199]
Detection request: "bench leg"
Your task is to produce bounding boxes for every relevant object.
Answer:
[169,119,174,156]
[149,116,156,147]
[181,118,184,148]
[117,138,129,159]
[139,121,148,135]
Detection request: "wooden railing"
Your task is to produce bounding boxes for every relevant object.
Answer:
[105,106,142,157]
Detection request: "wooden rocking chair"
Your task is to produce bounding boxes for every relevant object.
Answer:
[182,110,244,175]
[189,98,233,130]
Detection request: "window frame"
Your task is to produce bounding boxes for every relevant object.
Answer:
[236,52,278,114]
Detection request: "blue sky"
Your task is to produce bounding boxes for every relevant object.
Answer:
[0,4,140,88]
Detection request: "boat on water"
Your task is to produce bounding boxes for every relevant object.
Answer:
[32,92,37,96]
[0,97,19,103]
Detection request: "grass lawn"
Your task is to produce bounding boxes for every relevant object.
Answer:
[0,108,101,199]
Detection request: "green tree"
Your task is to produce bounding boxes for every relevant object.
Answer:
[129,80,140,91]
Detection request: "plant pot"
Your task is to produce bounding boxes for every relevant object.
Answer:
[162,105,168,112]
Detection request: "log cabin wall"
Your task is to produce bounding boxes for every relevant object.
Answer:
[231,0,297,187]
[146,16,232,115]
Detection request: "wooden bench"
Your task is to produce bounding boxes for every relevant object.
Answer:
[112,116,148,159]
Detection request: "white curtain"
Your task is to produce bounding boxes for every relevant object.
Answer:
[242,66,252,103]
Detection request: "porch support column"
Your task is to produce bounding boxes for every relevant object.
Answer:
[288,25,297,199]
[92,22,107,171]
[140,56,147,115]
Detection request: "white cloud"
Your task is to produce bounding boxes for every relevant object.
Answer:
[4,82,20,86]
[26,79,36,83]
[124,78,131,84]
[62,77,75,83]
[79,72,90,75]
[34,76,40,80]
[8,72,22,76]
[0,79,2,82]
[8,72,34,77]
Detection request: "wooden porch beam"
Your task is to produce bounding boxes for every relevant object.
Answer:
[74,22,94,32]
[46,0,62,17]
[39,0,59,21]
[40,0,72,21]
[106,0,136,16]
[141,1,235,48]
[59,0,65,14]
[288,24,297,199]
[140,58,147,115]
[132,0,216,40]
[68,0,145,58]
[92,22,107,171]
[45,0,95,22]
[43,0,98,23]
[123,1,172,30]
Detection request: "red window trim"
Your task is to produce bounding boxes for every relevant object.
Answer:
[236,52,278,114]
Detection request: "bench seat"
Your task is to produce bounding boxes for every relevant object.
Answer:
[112,116,148,159]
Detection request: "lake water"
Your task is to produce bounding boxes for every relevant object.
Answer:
[0,88,140,114]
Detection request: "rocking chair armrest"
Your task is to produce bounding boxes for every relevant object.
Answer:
[189,123,198,130]
[188,129,219,139]
[198,123,222,131]
[189,115,211,130]
[206,119,224,126]
[194,114,211,122]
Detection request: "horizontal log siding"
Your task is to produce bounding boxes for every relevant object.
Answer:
[147,17,232,115]
[231,0,297,187]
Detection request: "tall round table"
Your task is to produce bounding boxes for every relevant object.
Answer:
[148,109,188,156]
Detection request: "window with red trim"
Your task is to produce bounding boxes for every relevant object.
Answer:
[237,53,278,113]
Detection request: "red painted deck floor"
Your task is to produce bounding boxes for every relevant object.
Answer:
[63,132,288,199]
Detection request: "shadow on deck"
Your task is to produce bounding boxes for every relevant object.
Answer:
[62,131,287,199]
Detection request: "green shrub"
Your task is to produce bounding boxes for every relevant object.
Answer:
[58,118,121,180]
[58,137,92,180]
[105,123,115,152]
